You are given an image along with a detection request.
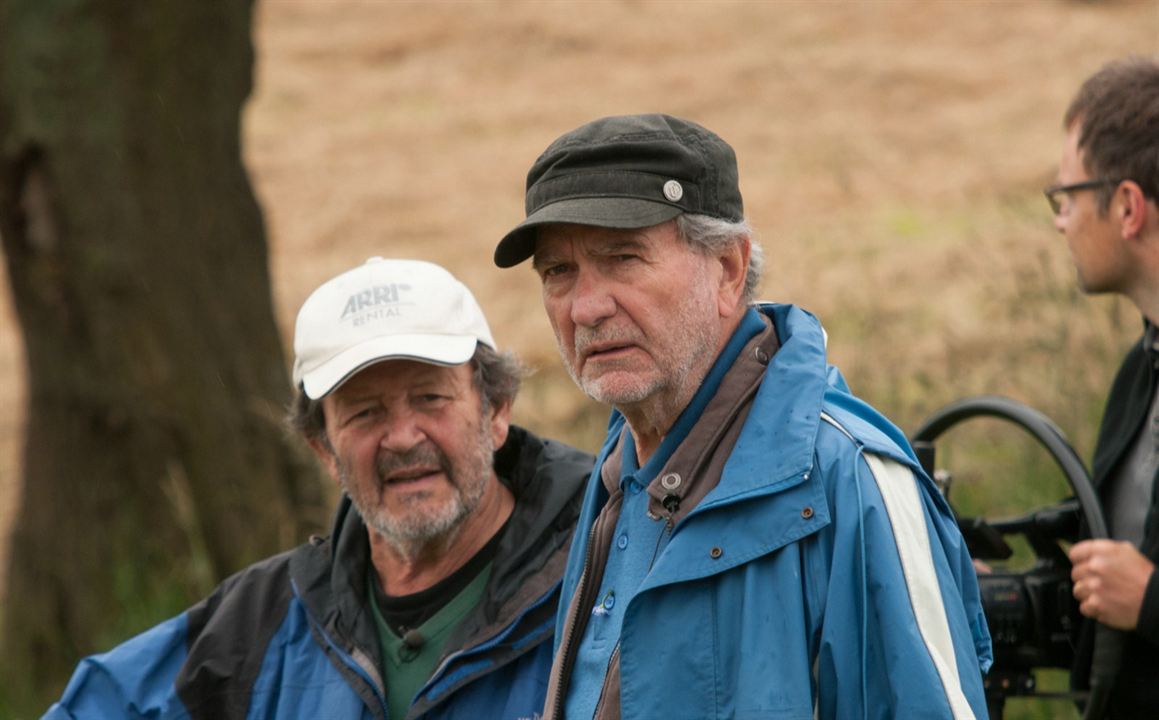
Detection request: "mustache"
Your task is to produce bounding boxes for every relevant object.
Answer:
[375,441,449,480]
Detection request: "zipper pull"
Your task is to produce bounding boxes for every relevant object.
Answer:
[661,493,680,528]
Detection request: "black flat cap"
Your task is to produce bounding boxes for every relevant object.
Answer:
[494,113,743,267]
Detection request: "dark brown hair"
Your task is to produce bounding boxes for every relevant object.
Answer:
[1064,55,1159,212]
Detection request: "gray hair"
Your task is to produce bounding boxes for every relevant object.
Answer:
[288,343,525,446]
[675,213,764,302]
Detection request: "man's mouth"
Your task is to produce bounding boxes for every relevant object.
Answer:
[581,341,636,361]
[383,467,442,486]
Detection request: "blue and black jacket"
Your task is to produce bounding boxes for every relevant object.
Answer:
[46,426,592,719]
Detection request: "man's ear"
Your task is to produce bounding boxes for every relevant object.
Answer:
[489,399,512,452]
[307,435,341,484]
[716,235,751,317]
[1119,180,1151,240]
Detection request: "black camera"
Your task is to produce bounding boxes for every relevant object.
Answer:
[960,501,1083,696]
[912,396,1121,720]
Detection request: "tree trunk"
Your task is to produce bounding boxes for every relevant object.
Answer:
[0,0,327,705]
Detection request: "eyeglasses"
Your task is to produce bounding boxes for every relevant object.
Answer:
[1043,178,1121,216]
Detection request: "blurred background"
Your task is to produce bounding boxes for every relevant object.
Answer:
[0,0,1156,716]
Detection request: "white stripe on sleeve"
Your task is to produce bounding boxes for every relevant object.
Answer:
[862,451,975,720]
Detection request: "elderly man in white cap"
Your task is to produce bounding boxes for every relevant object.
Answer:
[46,257,593,720]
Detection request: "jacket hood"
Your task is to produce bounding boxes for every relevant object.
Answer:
[716,304,920,504]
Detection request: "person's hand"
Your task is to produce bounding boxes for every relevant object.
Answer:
[1069,539,1155,630]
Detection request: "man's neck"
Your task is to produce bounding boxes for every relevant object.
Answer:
[621,309,747,466]
[368,477,514,597]
[1128,234,1159,327]
[1134,293,1159,329]
[620,386,698,466]
[1126,215,1159,326]
[1125,270,1159,330]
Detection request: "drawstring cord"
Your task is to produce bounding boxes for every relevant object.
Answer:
[853,444,870,720]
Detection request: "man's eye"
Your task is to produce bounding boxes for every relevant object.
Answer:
[539,263,571,279]
[343,407,377,425]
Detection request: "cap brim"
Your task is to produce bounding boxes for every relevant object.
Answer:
[300,334,479,399]
[494,197,684,268]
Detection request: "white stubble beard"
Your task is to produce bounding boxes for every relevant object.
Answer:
[338,415,495,559]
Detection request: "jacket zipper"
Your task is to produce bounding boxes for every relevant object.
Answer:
[413,582,558,712]
[548,491,620,720]
[647,497,678,568]
[552,495,674,720]
[304,609,389,718]
[590,644,621,719]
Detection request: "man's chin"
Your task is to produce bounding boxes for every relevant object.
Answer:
[370,515,461,547]
[580,374,656,407]
[363,498,465,542]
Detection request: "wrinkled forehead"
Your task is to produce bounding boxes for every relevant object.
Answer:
[328,358,473,401]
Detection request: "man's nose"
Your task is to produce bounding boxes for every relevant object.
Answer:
[378,410,425,452]
[570,269,616,328]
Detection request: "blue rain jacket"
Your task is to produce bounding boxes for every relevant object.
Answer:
[46,428,591,720]
[556,304,992,719]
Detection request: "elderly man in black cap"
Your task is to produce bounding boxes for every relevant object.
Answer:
[47,257,593,720]
[496,114,991,720]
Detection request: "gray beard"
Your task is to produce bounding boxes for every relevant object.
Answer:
[559,304,717,416]
[339,417,495,558]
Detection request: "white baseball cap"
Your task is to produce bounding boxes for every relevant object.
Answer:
[292,257,496,399]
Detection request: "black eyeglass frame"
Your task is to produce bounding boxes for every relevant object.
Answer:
[1043,178,1122,215]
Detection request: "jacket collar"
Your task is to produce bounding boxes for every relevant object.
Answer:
[703,303,919,507]
[592,303,837,509]
[708,303,832,502]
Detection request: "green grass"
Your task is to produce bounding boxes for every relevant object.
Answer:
[1002,669,1080,720]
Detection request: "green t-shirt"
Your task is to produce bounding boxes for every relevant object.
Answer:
[368,563,493,720]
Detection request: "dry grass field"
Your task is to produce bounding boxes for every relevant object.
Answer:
[1,0,1157,711]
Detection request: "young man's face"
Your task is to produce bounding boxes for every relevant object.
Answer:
[1054,123,1129,295]
[533,220,728,417]
[314,359,509,549]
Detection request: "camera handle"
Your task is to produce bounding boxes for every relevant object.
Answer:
[911,395,1123,720]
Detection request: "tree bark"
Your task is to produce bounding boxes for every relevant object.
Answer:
[0,0,327,704]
